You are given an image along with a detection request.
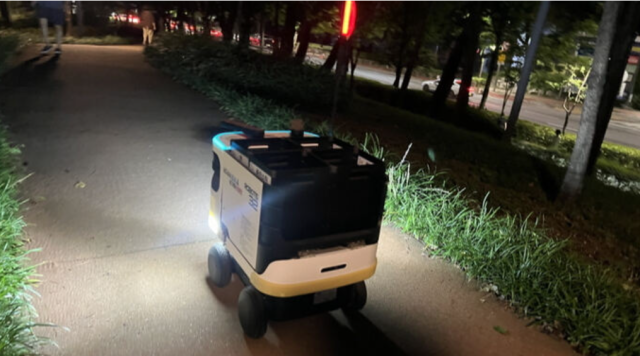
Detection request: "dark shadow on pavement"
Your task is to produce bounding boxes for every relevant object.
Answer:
[243,311,412,356]
[1,53,59,88]
[205,275,243,308]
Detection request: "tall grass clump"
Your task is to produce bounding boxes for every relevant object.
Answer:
[384,158,640,355]
[1,33,46,355]
[0,126,45,355]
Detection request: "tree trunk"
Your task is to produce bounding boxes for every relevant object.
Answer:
[276,2,297,57]
[294,20,314,64]
[393,60,404,88]
[586,2,640,174]
[480,31,503,109]
[562,107,573,135]
[350,47,360,89]
[0,2,11,27]
[504,1,550,138]
[220,6,237,42]
[322,40,340,70]
[560,1,620,199]
[401,7,430,91]
[65,1,73,36]
[456,9,482,109]
[430,32,465,117]
[237,3,253,48]
[200,2,211,36]
[400,59,415,91]
[501,86,512,117]
[76,1,84,37]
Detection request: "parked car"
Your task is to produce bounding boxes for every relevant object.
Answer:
[248,34,274,48]
[422,78,474,97]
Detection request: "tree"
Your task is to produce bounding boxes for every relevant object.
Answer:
[456,5,483,109]
[561,64,590,135]
[294,2,336,64]
[400,2,432,91]
[322,40,340,70]
[65,1,73,36]
[430,4,477,117]
[274,2,299,57]
[499,58,522,118]
[0,2,10,27]
[586,2,640,174]
[504,1,550,138]
[216,2,238,43]
[478,3,536,110]
[559,1,620,199]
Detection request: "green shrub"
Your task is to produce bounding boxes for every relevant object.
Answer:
[0,33,20,75]
[148,34,344,111]
[472,76,486,88]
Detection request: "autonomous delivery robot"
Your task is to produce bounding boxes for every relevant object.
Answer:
[207,120,387,338]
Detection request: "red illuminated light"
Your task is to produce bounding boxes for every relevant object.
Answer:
[341,1,357,39]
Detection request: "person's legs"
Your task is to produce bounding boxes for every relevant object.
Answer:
[40,17,51,48]
[54,25,62,52]
[142,27,149,45]
[148,28,154,45]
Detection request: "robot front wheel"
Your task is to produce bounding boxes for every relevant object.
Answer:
[208,243,232,287]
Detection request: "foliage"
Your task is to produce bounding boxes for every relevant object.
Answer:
[147,33,343,111]
[530,57,592,97]
[0,126,45,355]
[384,159,640,356]
[0,36,18,75]
[0,34,48,355]
[472,76,486,88]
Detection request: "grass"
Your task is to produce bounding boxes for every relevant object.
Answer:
[146,36,640,355]
[0,32,46,356]
[383,159,640,355]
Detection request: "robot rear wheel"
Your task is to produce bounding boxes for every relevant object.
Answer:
[238,285,268,338]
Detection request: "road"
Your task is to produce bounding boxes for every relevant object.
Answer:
[0,45,576,356]
[352,64,640,149]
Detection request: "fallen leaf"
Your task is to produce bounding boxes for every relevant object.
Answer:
[493,326,508,335]
[74,181,86,189]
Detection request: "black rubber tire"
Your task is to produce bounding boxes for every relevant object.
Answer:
[238,286,268,338]
[343,281,367,312]
[423,84,430,92]
[208,243,232,288]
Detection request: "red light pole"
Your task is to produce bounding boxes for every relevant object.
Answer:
[329,1,357,138]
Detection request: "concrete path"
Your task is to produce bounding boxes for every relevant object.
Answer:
[0,45,576,356]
